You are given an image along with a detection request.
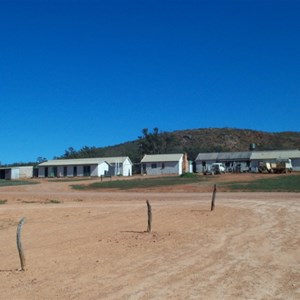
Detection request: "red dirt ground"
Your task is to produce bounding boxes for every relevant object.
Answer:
[0,174,299,299]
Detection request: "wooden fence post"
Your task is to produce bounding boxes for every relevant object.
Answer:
[146,200,152,233]
[211,184,217,211]
[16,217,26,271]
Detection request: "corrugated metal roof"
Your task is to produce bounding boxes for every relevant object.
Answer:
[196,152,251,161]
[196,150,300,162]
[38,156,132,167]
[99,157,132,165]
[195,153,218,161]
[38,158,110,167]
[0,166,33,170]
[141,153,183,163]
[217,151,252,160]
[250,150,300,160]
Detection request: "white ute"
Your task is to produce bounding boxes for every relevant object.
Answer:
[204,163,226,175]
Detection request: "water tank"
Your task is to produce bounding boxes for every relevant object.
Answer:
[249,143,256,151]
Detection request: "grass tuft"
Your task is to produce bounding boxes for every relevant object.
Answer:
[48,178,94,182]
[180,172,198,178]
[0,180,39,187]
[47,199,61,204]
[71,174,300,192]
[222,174,300,192]
[72,175,202,190]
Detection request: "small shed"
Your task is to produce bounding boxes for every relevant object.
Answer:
[0,166,33,180]
[141,153,185,175]
[98,156,133,176]
[38,158,110,178]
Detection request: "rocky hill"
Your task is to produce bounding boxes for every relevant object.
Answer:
[61,128,300,163]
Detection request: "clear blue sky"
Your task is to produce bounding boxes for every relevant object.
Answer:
[1,0,299,164]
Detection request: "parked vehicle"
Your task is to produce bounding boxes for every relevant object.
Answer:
[203,163,226,175]
[258,159,292,173]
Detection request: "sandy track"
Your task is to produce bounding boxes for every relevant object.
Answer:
[0,180,299,299]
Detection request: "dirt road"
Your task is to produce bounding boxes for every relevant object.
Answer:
[0,179,299,299]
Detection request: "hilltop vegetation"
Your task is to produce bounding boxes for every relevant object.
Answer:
[2,128,299,167]
[59,128,300,163]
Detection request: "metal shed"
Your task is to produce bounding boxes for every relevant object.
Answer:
[195,149,300,173]
[195,152,251,173]
[250,150,300,171]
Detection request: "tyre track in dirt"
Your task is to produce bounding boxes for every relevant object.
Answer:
[0,182,299,299]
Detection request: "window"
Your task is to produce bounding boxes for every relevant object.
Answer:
[161,163,165,169]
[151,163,157,169]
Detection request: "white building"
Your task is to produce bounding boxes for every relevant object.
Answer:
[0,166,34,180]
[38,158,110,178]
[37,156,133,178]
[141,153,185,175]
[102,156,133,176]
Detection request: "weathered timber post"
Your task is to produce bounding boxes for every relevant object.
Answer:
[211,184,217,211]
[16,217,26,271]
[146,200,152,233]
